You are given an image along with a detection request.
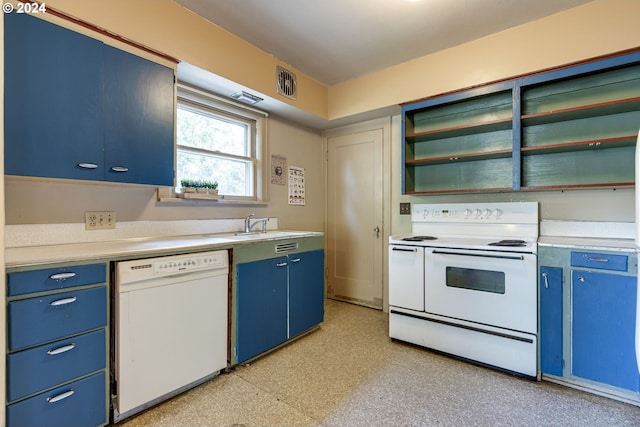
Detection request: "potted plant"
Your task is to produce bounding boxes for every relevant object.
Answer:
[179,179,219,196]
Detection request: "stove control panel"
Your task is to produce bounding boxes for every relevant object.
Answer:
[412,202,537,224]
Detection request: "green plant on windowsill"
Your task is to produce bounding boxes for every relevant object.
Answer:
[180,179,219,194]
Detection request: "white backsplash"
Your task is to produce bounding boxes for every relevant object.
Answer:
[5,218,278,248]
[540,220,634,240]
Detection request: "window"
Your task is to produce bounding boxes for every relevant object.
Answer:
[176,84,268,201]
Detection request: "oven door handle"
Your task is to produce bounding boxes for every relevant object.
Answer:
[432,249,524,261]
[391,247,418,252]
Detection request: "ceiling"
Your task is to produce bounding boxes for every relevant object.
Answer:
[173,0,594,128]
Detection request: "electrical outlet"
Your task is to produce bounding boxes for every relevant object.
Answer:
[85,211,116,230]
[400,202,411,215]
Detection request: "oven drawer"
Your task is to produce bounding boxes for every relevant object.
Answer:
[7,263,106,297]
[7,329,106,402]
[570,251,627,272]
[6,371,106,427]
[8,286,107,351]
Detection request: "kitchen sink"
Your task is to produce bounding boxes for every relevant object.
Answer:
[204,231,313,241]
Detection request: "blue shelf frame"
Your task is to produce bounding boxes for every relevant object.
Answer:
[401,49,640,195]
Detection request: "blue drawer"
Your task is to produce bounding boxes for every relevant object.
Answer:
[8,286,107,351]
[570,251,628,272]
[8,263,106,296]
[7,329,106,402]
[6,371,106,427]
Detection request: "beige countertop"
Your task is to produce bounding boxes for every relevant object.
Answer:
[538,220,636,252]
[5,231,324,268]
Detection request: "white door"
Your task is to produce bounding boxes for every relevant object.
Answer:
[326,128,384,309]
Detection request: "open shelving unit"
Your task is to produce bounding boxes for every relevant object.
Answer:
[401,49,640,195]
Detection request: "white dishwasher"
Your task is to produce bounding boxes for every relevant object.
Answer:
[113,250,228,422]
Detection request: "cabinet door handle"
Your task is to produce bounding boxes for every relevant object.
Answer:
[49,272,76,281]
[77,163,98,169]
[542,272,549,288]
[47,343,76,356]
[46,389,75,403]
[290,258,301,263]
[276,262,288,267]
[374,226,380,238]
[111,166,129,172]
[49,296,77,306]
[577,276,586,283]
[587,257,609,263]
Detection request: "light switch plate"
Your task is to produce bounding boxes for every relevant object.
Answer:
[85,211,116,230]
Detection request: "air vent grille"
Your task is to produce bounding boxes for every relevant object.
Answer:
[276,66,297,100]
[275,242,299,253]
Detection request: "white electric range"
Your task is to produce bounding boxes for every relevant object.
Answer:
[389,202,539,377]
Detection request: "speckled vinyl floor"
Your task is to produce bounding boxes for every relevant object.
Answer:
[118,299,640,427]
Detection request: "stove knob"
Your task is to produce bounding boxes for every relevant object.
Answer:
[483,209,492,217]
[464,209,472,217]
[474,209,482,217]
[493,209,503,218]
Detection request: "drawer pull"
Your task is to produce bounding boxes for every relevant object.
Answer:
[276,262,288,267]
[290,258,301,263]
[46,389,75,403]
[77,163,98,169]
[49,297,77,306]
[46,343,76,355]
[588,257,609,263]
[49,272,77,281]
[111,166,129,172]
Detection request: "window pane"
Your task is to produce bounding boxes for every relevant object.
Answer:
[177,106,248,156]
[177,150,252,196]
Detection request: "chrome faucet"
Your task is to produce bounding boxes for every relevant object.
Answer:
[244,213,269,233]
[244,213,255,233]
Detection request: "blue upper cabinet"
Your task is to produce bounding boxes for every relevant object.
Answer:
[4,13,175,186]
[5,13,104,181]
[104,45,175,186]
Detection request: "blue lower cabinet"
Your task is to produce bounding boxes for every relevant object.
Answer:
[540,266,563,376]
[8,286,107,352]
[7,329,106,402]
[289,250,325,337]
[572,270,639,391]
[7,372,106,427]
[236,257,289,363]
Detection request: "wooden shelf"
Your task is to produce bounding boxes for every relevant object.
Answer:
[520,182,634,191]
[521,96,640,126]
[406,187,513,195]
[406,149,512,166]
[521,135,636,156]
[406,118,512,143]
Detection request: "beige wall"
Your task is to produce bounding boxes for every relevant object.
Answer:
[5,117,324,230]
[42,1,640,123]
[332,0,640,119]
[44,0,327,119]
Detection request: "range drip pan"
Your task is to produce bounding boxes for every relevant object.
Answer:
[402,236,438,242]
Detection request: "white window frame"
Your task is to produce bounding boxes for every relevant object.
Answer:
[176,83,269,203]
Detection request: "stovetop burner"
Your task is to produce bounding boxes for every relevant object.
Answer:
[488,239,527,247]
[402,235,438,242]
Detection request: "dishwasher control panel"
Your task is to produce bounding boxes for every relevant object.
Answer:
[153,252,226,275]
[117,250,228,284]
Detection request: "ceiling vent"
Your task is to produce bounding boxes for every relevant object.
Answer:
[276,66,297,100]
